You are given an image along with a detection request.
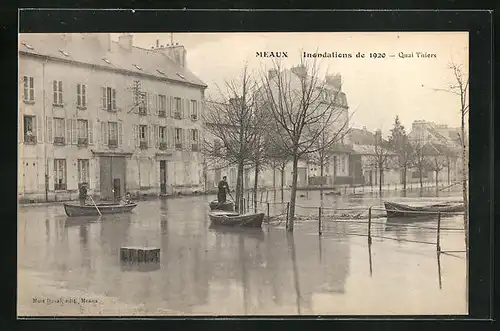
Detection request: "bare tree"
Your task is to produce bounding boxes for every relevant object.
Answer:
[203,66,261,212]
[368,130,391,193]
[410,140,429,189]
[259,58,347,232]
[388,116,414,191]
[425,143,449,195]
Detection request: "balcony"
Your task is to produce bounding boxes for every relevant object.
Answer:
[53,136,65,145]
[191,143,199,151]
[191,114,198,121]
[174,112,181,119]
[108,139,118,148]
[140,140,148,149]
[175,143,182,150]
[77,137,88,147]
[158,110,166,118]
[24,135,36,144]
[159,142,168,150]
[54,183,67,191]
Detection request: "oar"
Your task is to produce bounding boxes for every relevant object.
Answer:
[88,195,102,216]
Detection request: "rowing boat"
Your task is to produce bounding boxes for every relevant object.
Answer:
[64,202,137,217]
[209,200,235,212]
[384,201,465,218]
[208,211,264,227]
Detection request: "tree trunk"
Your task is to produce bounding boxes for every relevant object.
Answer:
[402,165,407,191]
[253,162,259,213]
[378,163,383,193]
[280,165,285,203]
[447,156,451,185]
[319,157,324,204]
[235,160,244,213]
[435,168,439,196]
[419,168,423,189]
[461,114,468,248]
[287,153,299,232]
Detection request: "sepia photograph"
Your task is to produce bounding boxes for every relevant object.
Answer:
[18,31,469,316]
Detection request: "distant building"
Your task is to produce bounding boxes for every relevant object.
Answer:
[350,127,400,186]
[19,33,207,201]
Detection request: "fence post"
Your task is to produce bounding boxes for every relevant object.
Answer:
[266,190,269,202]
[368,207,372,244]
[267,202,270,223]
[243,198,246,213]
[318,207,322,236]
[247,190,250,207]
[436,212,441,253]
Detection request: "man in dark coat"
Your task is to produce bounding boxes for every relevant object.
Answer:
[79,183,88,206]
[217,176,230,203]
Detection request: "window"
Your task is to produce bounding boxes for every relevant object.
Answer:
[59,49,69,57]
[53,80,63,105]
[139,125,148,141]
[191,100,198,119]
[174,97,181,117]
[23,76,34,102]
[23,115,36,143]
[158,94,166,113]
[138,92,147,114]
[159,126,167,143]
[133,64,143,71]
[175,128,182,148]
[77,159,90,185]
[102,58,111,64]
[177,73,186,80]
[54,118,65,138]
[109,122,118,144]
[101,86,116,111]
[54,159,67,190]
[191,129,198,142]
[77,119,88,139]
[214,139,222,155]
[77,84,87,108]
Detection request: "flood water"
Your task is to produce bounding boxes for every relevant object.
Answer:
[18,188,467,316]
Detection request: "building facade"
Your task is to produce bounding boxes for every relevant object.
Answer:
[19,33,207,202]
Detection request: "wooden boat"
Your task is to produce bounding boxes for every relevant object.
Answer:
[209,200,235,212]
[208,211,264,227]
[63,202,137,217]
[384,201,465,218]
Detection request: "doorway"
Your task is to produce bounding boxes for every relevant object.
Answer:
[160,160,167,194]
[113,178,121,202]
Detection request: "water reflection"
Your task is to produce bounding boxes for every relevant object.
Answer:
[18,189,465,315]
[437,252,442,290]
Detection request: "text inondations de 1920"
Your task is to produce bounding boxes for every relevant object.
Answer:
[254,51,437,59]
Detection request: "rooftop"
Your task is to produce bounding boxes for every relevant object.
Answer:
[19,33,207,88]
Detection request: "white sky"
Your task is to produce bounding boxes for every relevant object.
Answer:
[112,32,468,136]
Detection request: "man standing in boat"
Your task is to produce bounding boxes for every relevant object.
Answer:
[78,182,88,206]
[217,176,230,203]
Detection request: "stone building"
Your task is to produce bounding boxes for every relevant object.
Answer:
[18,33,207,201]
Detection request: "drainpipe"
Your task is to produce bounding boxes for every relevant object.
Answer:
[43,59,49,202]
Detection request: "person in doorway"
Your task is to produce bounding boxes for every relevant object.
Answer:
[217,176,230,203]
[79,183,88,206]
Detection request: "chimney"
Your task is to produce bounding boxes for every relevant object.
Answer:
[268,69,278,80]
[157,44,187,68]
[118,33,133,51]
[156,39,159,48]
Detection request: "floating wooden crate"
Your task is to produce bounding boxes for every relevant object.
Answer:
[120,246,160,263]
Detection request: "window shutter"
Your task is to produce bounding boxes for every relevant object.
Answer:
[168,127,174,149]
[112,88,117,110]
[46,117,53,143]
[77,84,81,106]
[66,119,71,144]
[101,122,107,146]
[88,120,93,145]
[169,96,174,117]
[82,84,86,107]
[58,81,63,104]
[148,125,153,147]
[36,116,42,143]
[154,125,159,148]
[182,128,188,151]
[101,87,106,109]
[185,99,190,118]
[136,125,141,147]
[71,119,77,144]
[153,95,158,115]
[180,99,185,119]
[118,122,123,146]
[53,81,57,104]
